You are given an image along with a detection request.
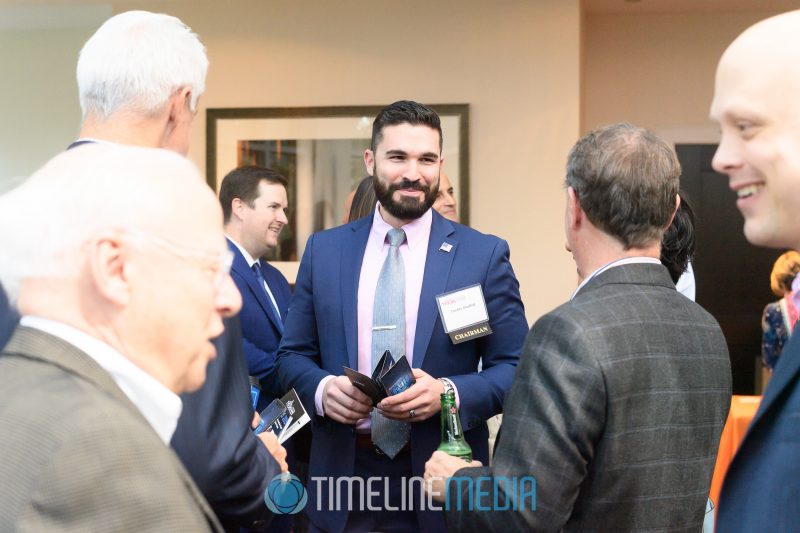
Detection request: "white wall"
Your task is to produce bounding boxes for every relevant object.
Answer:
[0,27,91,190]
[148,0,582,323]
[582,10,784,142]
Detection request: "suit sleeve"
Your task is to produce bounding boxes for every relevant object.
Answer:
[277,234,333,415]
[445,311,606,532]
[448,239,529,429]
[172,316,280,529]
[242,337,282,397]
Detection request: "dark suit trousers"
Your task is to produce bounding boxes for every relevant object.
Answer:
[337,447,418,533]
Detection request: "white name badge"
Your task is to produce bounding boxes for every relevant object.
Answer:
[436,284,492,344]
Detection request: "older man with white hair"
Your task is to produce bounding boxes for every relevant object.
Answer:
[63,12,287,530]
[0,144,243,530]
[74,10,207,154]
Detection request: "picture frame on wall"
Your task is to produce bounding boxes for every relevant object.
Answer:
[206,105,470,283]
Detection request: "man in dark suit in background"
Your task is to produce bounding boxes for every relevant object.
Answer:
[710,10,800,532]
[220,166,292,411]
[220,166,295,533]
[276,100,529,532]
[0,144,236,531]
[426,123,731,532]
[0,287,15,350]
[74,11,284,530]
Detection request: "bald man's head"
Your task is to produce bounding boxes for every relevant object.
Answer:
[433,171,459,222]
[0,144,241,393]
[710,10,800,249]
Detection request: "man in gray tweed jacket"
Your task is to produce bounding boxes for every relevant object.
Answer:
[425,123,731,532]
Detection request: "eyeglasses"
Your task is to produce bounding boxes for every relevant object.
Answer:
[124,227,233,290]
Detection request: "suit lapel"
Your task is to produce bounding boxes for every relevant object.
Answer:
[342,216,372,369]
[750,332,800,428]
[5,326,135,408]
[262,265,288,326]
[228,239,282,333]
[413,213,457,367]
[256,263,284,333]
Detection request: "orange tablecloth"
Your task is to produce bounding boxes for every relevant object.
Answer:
[709,395,762,507]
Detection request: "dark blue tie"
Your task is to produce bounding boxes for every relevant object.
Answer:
[252,262,283,333]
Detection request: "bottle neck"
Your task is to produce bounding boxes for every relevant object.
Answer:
[440,392,464,442]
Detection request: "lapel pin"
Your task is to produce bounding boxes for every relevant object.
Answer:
[439,242,453,253]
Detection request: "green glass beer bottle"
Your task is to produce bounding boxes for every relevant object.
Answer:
[437,391,472,461]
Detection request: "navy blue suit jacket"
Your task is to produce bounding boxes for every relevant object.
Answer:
[0,285,18,351]
[228,238,292,411]
[276,210,529,533]
[717,332,800,532]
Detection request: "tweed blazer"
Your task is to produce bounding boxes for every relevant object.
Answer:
[0,327,222,532]
[446,263,732,532]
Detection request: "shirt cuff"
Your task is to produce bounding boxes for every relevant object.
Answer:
[314,375,336,416]
[441,377,460,407]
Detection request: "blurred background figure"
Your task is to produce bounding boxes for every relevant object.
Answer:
[346,175,376,222]
[661,194,696,300]
[433,170,459,222]
[762,250,800,372]
[341,189,357,224]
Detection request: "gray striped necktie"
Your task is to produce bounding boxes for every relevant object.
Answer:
[371,227,410,458]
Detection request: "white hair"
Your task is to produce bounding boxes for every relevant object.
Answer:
[0,144,203,304]
[77,10,208,120]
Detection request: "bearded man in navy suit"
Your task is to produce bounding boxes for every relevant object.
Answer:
[276,100,528,533]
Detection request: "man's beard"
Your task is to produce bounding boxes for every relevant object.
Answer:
[373,172,439,221]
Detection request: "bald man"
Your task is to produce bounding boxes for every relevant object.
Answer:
[710,10,800,531]
[0,144,240,530]
[433,170,459,222]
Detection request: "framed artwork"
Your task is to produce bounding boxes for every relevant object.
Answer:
[207,104,469,280]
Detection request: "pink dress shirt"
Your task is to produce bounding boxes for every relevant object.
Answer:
[314,205,432,428]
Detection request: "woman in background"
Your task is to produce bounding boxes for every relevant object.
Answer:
[762,251,800,371]
[347,176,376,222]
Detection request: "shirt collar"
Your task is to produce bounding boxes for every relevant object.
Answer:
[571,256,662,300]
[19,315,183,444]
[369,202,433,250]
[226,235,259,268]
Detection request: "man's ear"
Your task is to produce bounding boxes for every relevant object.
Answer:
[162,86,192,143]
[169,86,193,122]
[232,198,246,220]
[665,194,681,229]
[86,232,131,307]
[566,186,583,230]
[363,149,375,176]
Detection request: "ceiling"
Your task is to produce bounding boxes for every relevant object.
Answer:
[585,0,800,14]
[1,0,799,30]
